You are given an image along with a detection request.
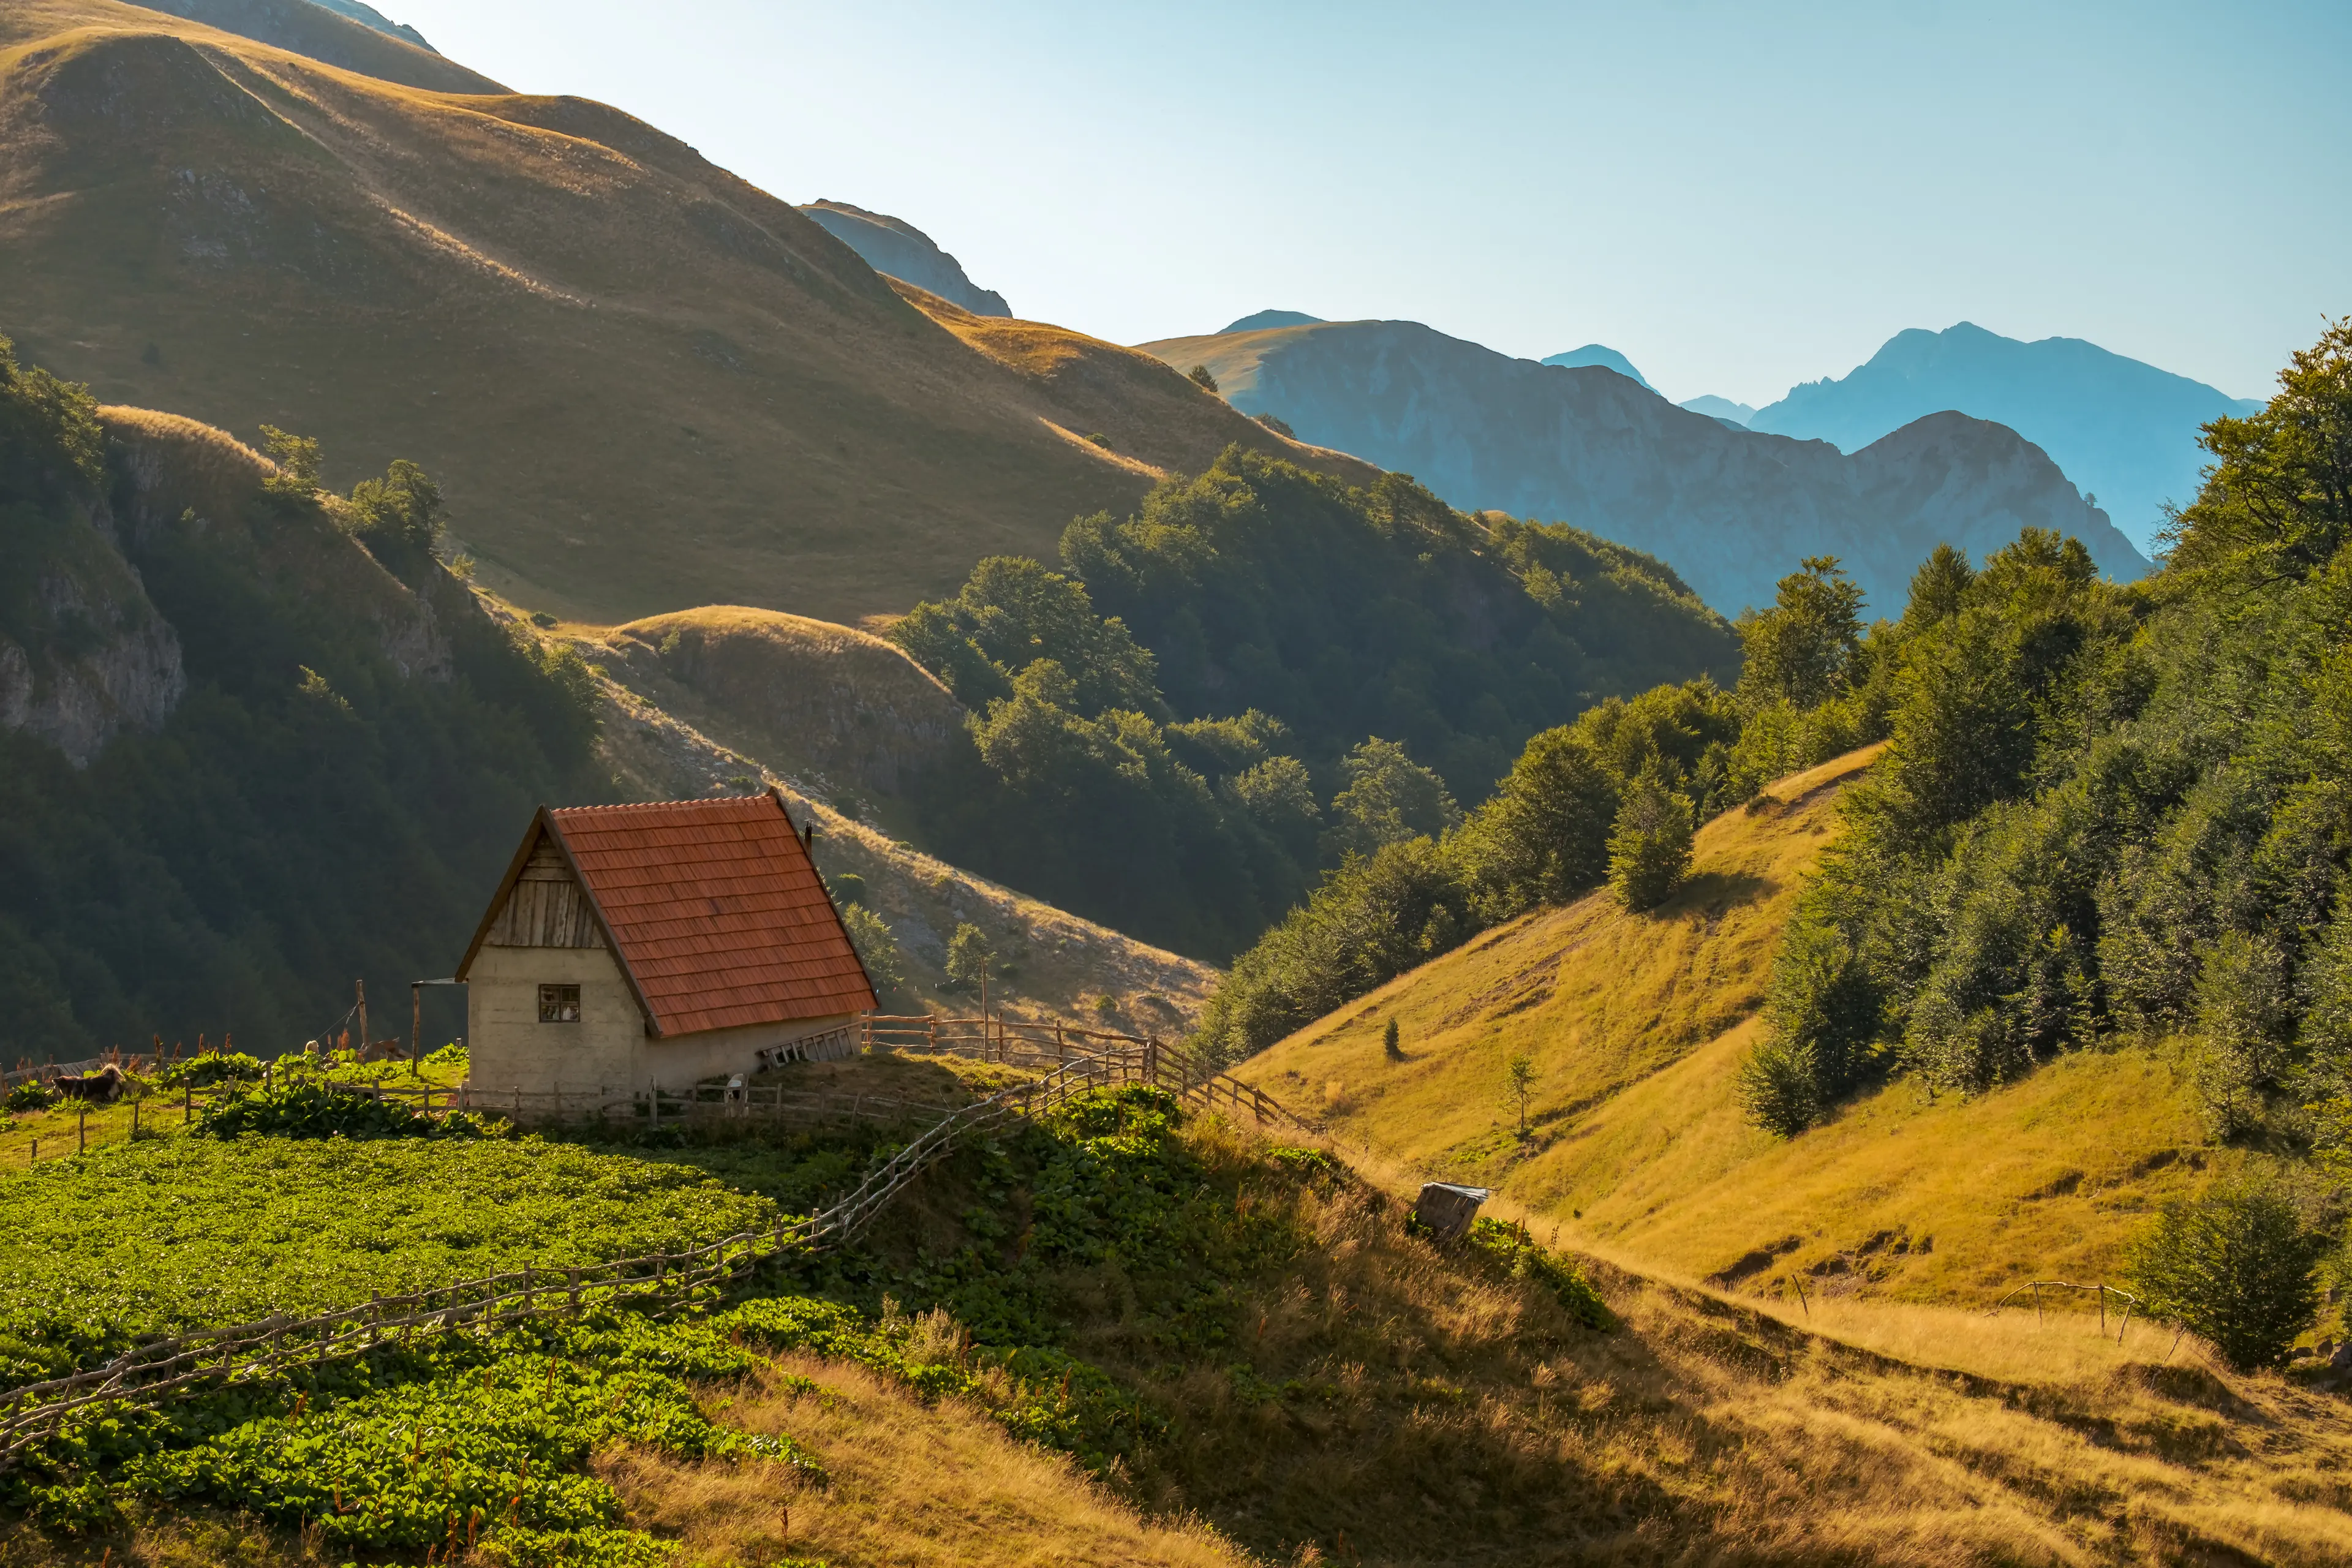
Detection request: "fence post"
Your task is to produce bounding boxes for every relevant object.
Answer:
[78,1105,86,1154]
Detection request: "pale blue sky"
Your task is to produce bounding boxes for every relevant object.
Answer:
[385,1,2345,408]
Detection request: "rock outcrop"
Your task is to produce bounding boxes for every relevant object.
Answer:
[797,200,1011,318]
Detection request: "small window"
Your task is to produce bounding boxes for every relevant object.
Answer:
[538,983,581,1023]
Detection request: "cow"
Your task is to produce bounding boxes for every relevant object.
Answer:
[53,1065,127,1103]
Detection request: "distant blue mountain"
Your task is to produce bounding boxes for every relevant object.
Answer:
[1540,344,1649,389]
[1223,309,1324,333]
[1747,323,2261,552]
[1680,394,1755,427]
[307,0,437,51]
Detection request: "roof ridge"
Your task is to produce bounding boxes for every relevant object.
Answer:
[550,796,775,814]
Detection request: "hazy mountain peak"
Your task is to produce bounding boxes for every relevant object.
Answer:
[1680,394,1755,426]
[1221,309,1325,333]
[305,0,435,51]
[1540,344,1650,389]
[1751,322,2260,549]
[797,200,1011,318]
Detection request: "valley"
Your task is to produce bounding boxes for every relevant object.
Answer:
[0,0,2343,1563]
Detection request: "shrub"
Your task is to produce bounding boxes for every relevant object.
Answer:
[944,922,995,993]
[1186,364,1219,394]
[1382,1017,1402,1060]
[4,1080,55,1114]
[1461,1218,1614,1332]
[841,903,905,997]
[158,1049,265,1088]
[1742,914,1881,1136]
[1607,765,1694,911]
[2126,1178,2328,1371]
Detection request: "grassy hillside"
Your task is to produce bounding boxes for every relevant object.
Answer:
[6,1069,2351,1565]
[0,1,1360,626]
[1235,747,2224,1302]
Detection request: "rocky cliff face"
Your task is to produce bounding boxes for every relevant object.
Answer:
[1140,318,2150,616]
[0,405,483,769]
[0,548,184,768]
[797,200,1011,318]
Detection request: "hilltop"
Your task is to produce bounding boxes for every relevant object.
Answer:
[1749,322,2263,552]
[1235,748,2217,1300]
[799,198,1012,317]
[1539,342,1649,386]
[1143,317,2151,614]
[0,0,1354,625]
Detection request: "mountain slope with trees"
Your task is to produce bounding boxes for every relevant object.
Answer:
[1743,320,2352,1159]
[884,448,1740,960]
[0,334,605,1057]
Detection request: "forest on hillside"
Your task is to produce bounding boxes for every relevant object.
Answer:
[890,448,1740,959]
[1741,320,2352,1152]
[0,338,607,1058]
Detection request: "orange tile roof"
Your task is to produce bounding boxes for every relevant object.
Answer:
[468,792,875,1037]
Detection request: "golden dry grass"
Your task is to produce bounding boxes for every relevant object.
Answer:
[599,1356,1249,1568]
[1234,745,2230,1306]
[894,281,1378,485]
[598,606,965,810]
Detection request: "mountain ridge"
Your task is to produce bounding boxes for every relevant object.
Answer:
[1749,321,2261,551]
[1142,317,2150,614]
[0,0,1357,627]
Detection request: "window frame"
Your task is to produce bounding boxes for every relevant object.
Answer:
[538,982,582,1023]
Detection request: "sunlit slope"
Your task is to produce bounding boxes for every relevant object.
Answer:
[898,282,1377,486]
[0,2,1363,625]
[1237,745,2218,1302]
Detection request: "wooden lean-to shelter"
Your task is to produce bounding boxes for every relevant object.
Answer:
[455,791,876,1095]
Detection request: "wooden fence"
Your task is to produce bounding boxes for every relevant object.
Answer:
[0,1028,1306,1464]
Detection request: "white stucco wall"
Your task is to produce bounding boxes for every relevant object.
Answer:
[466,943,856,1095]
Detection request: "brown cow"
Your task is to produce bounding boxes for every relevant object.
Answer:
[53,1065,127,1103]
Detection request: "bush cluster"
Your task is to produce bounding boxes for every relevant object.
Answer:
[156,1050,264,1088]
[193,1079,508,1142]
